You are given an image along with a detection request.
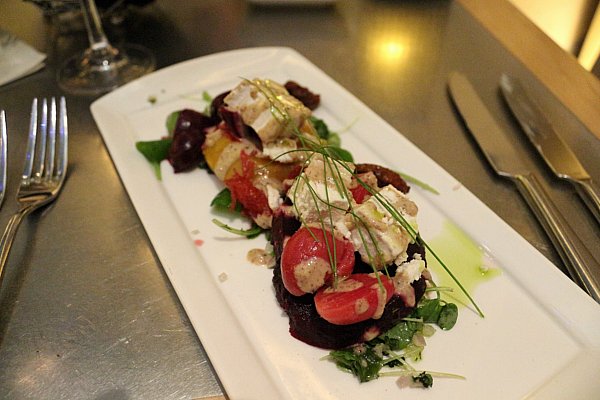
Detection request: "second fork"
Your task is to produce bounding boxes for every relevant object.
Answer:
[0,97,68,288]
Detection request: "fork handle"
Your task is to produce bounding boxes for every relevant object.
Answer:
[0,206,34,288]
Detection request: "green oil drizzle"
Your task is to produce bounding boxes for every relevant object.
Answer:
[427,220,501,307]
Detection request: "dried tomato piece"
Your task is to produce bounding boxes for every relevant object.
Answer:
[284,80,320,110]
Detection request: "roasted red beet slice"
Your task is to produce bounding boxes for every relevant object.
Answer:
[168,109,214,172]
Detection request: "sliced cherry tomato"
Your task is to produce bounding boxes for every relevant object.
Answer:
[314,273,394,325]
[281,227,355,296]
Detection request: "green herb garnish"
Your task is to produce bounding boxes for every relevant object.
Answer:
[210,188,243,213]
[211,218,264,238]
[165,111,180,136]
[210,189,265,238]
[135,139,172,180]
[202,91,213,115]
[397,172,440,195]
[412,372,434,388]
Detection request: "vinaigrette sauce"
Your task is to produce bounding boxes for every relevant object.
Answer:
[427,220,501,307]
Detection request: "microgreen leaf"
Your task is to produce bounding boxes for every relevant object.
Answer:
[397,171,440,195]
[210,188,243,213]
[135,139,172,180]
[413,372,434,388]
[326,146,354,162]
[437,303,458,330]
[375,319,421,351]
[310,116,331,140]
[328,346,383,383]
[202,91,213,115]
[211,218,264,238]
[165,111,180,137]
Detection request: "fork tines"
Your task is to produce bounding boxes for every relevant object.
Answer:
[25,97,68,186]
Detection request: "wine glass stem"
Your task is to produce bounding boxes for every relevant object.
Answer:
[80,0,111,51]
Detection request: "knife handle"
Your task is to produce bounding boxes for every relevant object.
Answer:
[513,173,600,303]
[572,178,600,227]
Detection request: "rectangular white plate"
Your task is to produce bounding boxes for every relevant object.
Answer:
[91,47,600,400]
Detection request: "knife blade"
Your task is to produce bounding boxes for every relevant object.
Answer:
[499,74,600,226]
[447,71,600,303]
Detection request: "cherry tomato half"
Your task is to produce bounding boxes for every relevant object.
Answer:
[314,273,394,325]
[281,227,355,296]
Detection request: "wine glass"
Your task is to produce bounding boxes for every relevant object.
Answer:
[57,0,155,96]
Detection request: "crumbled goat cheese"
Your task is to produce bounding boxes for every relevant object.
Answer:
[224,79,310,145]
[347,185,418,269]
[287,154,354,225]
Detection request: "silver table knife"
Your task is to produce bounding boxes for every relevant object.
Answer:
[499,74,600,226]
[448,71,600,303]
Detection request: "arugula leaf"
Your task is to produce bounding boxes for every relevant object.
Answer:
[326,131,341,147]
[202,90,213,103]
[329,346,383,383]
[310,116,330,140]
[415,298,444,323]
[165,111,180,137]
[135,139,172,180]
[375,319,421,351]
[413,372,434,388]
[210,189,267,238]
[326,295,459,384]
[327,146,354,162]
[202,91,213,115]
[309,117,354,162]
[210,188,243,213]
[415,298,458,330]
[437,303,458,330]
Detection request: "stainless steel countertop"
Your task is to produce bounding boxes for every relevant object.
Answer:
[0,1,598,399]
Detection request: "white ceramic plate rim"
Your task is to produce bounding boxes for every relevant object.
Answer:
[91,47,600,400]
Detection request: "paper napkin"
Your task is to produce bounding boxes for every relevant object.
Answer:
[0,29,46,87]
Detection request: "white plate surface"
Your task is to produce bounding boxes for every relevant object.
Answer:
[91,47,600,400]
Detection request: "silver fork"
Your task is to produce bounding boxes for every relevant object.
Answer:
[0,97,68,287]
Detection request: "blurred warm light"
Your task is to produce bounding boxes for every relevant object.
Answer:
[380,41,406,62]
[366,33,410,71]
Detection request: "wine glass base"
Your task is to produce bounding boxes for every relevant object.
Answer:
[57,43,155,96]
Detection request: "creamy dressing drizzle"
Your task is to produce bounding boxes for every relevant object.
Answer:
[370,282,387,320]
[294,257,330,293]
[323,277,363,294]
[354,298,369,315]
[247,248,275,268]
